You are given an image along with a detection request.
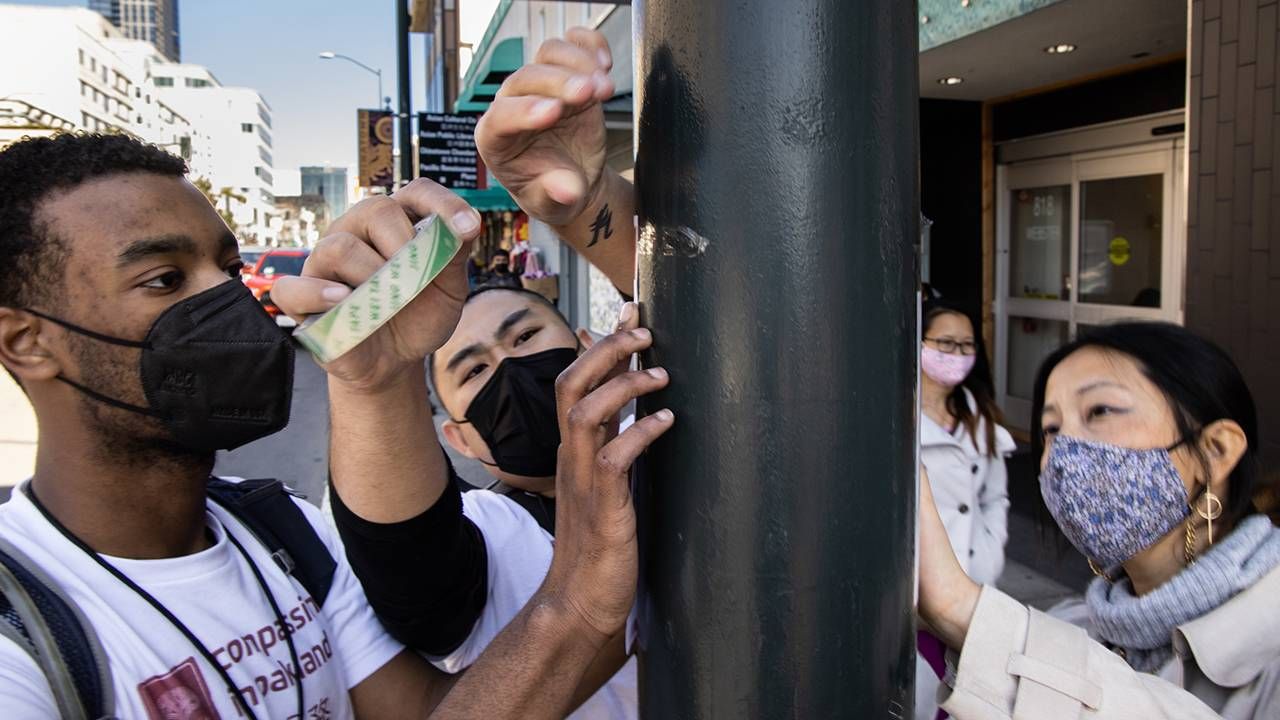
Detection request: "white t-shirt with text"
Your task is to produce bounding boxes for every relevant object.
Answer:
[434,489,637,720]
[0,480,403,720]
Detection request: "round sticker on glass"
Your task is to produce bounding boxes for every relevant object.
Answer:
[1109,236,1131,266]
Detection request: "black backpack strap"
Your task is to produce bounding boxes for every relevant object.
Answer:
[0,536,115,720]
[206,478,337,607]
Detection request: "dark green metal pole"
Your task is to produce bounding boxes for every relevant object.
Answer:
[633,1,920,717]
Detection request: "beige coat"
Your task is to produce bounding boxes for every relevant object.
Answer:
[939,564,1280,719]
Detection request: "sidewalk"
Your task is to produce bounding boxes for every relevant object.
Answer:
[0,372,36,496]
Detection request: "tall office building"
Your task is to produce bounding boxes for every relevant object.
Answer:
[88,0,179,62]
[300,166,349,224]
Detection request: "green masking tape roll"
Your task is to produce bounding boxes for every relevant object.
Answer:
[293,214,461,363]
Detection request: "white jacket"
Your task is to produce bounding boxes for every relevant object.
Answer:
[919,390,1015,585]
[939,564,1280,719]
[918,391,1016,720]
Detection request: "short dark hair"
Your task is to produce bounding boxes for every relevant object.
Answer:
[0,133,188,310]
[427,286,570,399]
[1031,322,1263,527]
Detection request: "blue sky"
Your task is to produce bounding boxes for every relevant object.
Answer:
[7,0,500,172]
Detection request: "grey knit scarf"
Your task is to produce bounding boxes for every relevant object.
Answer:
[1086,514,1280,672]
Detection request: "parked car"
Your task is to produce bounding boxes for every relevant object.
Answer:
[243,249,309,326]
[238,246,268,280]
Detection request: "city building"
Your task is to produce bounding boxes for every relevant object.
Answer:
[0,4,194,156]
[88,0,180,62]
[102,35,202,164]
[153,63,278,245]
[300,165,349,226]
[0,3,273,244]
[410,0,463,113]
[272,194,329,248]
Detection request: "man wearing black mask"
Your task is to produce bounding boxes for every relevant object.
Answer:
[0,132,673,719]
[434,287,583,526]
[315,27,648,718]
[479,248,522,289]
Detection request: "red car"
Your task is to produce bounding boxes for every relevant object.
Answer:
[243,249,309,324]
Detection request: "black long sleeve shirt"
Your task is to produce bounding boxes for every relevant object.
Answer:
[330,453,488,657]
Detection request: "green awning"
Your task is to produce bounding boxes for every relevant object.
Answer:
[457,186,518,212]
[455,37,524,113]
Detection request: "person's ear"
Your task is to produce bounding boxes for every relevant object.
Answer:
[576,327,595,351]
[440,418,482,461]
[1198,418,1248,495]
[0,308,63,385]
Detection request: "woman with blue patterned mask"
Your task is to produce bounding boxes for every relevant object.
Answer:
[914,322,1277,719]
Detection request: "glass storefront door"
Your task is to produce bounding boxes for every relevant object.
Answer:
[995,143,1184,430]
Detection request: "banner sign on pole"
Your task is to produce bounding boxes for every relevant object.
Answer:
[358,109,395,189]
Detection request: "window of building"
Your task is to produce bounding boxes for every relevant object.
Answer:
[154,77,173,87]
[241,123,254,133]
[184,78,211,88]
[78,49,85,65]
[90,57,96,71]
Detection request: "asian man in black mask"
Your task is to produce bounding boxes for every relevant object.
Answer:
[432,286,582,531]
[317,27,649,719]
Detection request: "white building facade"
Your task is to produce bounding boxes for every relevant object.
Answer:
[0,3,276,245]
[152,64,277,245]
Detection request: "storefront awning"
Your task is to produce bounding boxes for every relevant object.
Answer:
[456,37,524,114]
[457,186,519,212]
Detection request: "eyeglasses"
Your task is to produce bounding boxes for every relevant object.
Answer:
[924,337,977,356]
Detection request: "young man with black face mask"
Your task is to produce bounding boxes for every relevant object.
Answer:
[434,286,584,526]
[0,132,673,719]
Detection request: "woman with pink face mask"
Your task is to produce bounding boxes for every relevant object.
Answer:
[916,300,1014,720]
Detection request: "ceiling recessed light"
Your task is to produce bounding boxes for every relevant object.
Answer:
[1045,43,1077,54]
[937,76,964,86]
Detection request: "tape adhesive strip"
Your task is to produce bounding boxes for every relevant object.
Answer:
[293,214,461,363]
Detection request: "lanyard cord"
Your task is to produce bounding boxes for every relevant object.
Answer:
[25,486,305,720]
[223,529,306,720]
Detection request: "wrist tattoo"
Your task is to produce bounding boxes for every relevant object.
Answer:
[587,204,614,248]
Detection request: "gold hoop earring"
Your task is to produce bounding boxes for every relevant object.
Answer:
[1088,558,1114,582]
[1197,489,1223,546]
[1184,520,1198,565]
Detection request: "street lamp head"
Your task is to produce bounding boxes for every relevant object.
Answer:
[318,51,336,59]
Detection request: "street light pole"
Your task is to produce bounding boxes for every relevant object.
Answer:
[633,0,921,717]
[318,51,383,108]
[395,0,413,187]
